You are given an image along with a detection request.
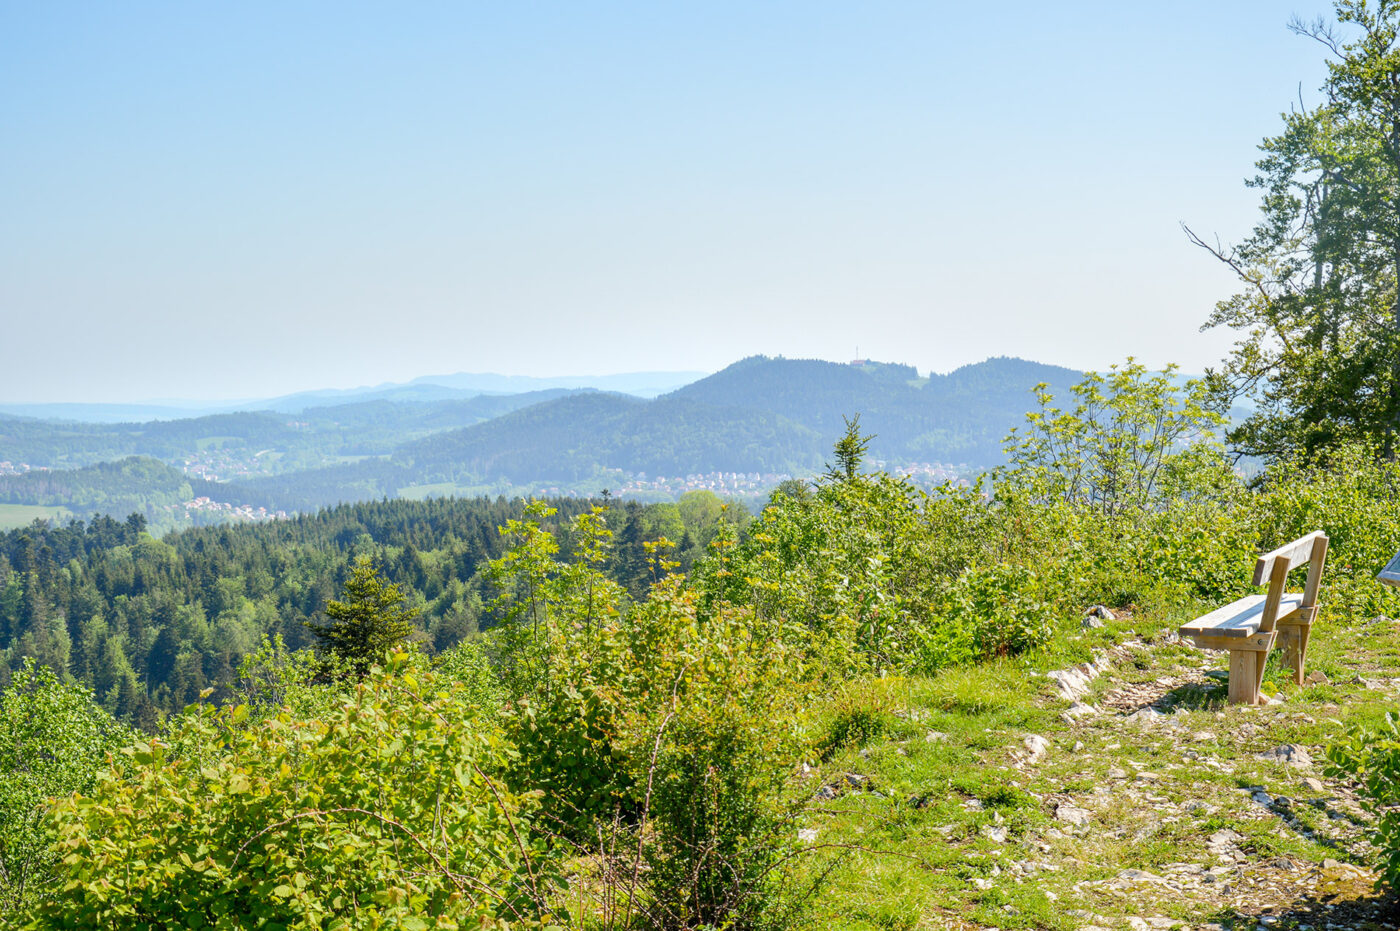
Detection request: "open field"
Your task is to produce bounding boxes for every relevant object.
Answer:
[0,504,73,529]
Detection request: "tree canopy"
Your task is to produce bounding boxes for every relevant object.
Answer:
[1192,0,1400,458]
[305,557,417,675]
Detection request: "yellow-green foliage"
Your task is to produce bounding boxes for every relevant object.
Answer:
[1253,442,1400,621]
[485,503,817,929]
[30,653,550,931]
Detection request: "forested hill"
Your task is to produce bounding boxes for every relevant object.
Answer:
[392,392,823,483]
[0,389,581,473]
[1,356,1086,520]
[394,355,1080,483]
[0,493,728,724]
[669,355,1081,465]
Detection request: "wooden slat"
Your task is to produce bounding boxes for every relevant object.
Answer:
[1253,531,1327,586]
[1259,556,1291,633]
[1302,534,1329,606]
[1186,632,1276,653]
[1179,594,1303,638]
[1379,548,1400,588]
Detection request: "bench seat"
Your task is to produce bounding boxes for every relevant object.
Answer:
[1179,593,1304,640]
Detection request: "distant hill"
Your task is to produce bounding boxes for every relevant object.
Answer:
[669,355,1081,465]
[0,369,708,421]
[0,355,1091,519]
[0,391,585,473]
[406,370,708,399]
[0,457,253,532]
[221,356,1084,511]
[393,392,822,484]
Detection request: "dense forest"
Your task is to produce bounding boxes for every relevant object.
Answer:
[0,490,744,724]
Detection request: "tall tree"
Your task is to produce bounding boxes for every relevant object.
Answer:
[1190,0,1400,458]
[305,556,417,676]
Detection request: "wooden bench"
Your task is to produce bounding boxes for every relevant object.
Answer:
[1178,531,1328,705]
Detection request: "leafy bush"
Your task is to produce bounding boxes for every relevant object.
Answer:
[1327,712,1400,892]
[617,586,814,931]
[1253,442,1400,621]
[30,652,554,930]
[819,680,898,759]
[0,661,130,915]
[927,563,1056,663]
[487,503,820,930]
[433,638,508,720]
[487,502,635,838]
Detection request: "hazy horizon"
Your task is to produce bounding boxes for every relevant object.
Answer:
[0,353,1086,408]
[3,2,1330,402]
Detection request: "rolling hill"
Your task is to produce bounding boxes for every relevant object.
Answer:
[0,355,1089,519]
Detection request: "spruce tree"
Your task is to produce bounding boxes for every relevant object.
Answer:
[306,557,417,676]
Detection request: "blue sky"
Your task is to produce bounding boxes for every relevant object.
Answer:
[1,2,1332,401]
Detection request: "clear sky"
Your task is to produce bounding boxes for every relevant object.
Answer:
[0,1,1335,402]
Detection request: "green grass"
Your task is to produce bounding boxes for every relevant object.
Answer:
[0,504,73,529]
[791,605,1400,929]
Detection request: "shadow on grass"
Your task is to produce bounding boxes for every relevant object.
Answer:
[1152,674,1230,712]
[1210,884,1399,929]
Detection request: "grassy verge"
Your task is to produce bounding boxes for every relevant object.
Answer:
[794,606,1400,930]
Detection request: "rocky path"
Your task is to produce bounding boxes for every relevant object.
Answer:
[806,615,1400,930]
[1022,627,1398,930]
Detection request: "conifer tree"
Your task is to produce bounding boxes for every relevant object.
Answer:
[305,557,416,676]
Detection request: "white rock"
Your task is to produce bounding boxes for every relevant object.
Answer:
[981,825,1009,843]
[1063,701,1100,719]
[1055,803,1092,825]
[1048,668,1093,701]
[1116,868,1164,884]
[1259,744,1313,767]
[1023,734,1050,762]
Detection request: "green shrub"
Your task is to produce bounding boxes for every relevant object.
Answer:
[487,504,821,930]
[432,638,507,720]
[819,681,898,759]
[1253,442,1400,621]
[1327,712,1400,892]
[487,502,636,838]
[618,593,814,931]
[0,661,130,916]
[30,652,553,930]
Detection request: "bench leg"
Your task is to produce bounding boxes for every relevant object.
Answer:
[1276,624,1311,686]
[1228,650,1259,705]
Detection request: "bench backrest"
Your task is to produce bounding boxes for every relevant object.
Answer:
[1251,530,1328,632]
